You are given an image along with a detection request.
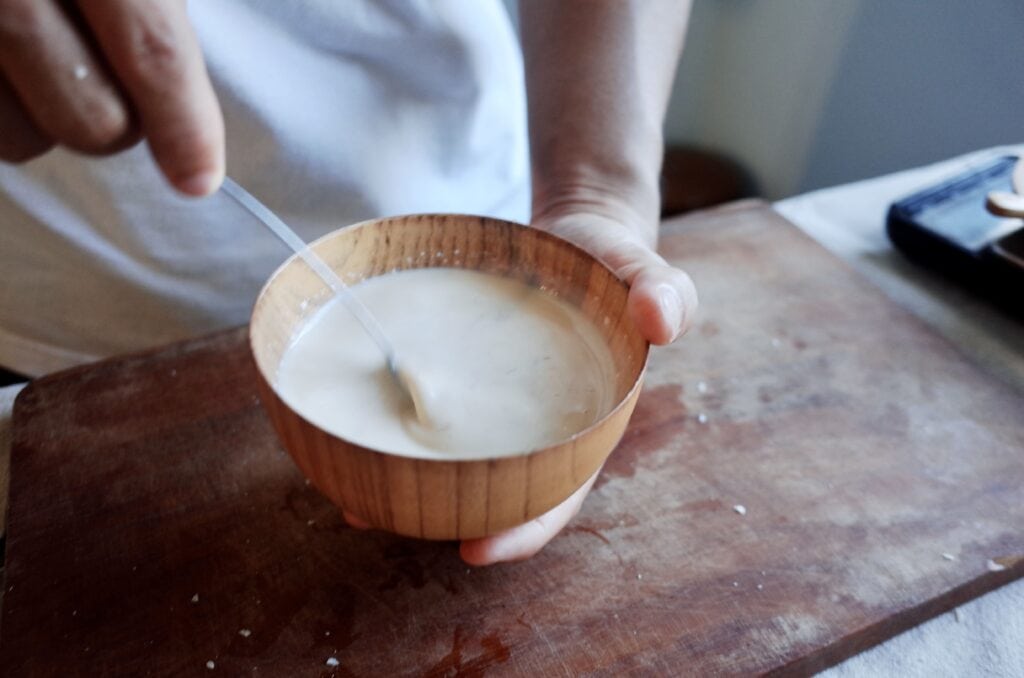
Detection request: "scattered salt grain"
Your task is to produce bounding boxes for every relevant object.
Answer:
[697,413,708,424]
[733,504,747,516]
[987,559,1007,572]
[74,64,89,80]
[206,660,215,670]
[326,657,340,667]
[756,584,763,591]
[191,594,199,604]
[636,573,643,580]
[942,553,956,561]
[239,629,251,638]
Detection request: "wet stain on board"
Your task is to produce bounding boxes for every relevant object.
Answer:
[423,626,511,678]
[596,384,688,489]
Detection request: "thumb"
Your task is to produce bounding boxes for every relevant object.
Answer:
[534,212,698,345]
[625,257,698,345]
[568,232,698,345]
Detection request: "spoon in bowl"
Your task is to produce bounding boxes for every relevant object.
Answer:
[220,178,428,421]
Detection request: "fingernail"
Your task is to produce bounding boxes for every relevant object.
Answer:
[176,170,223,197]
[658,284,684,340]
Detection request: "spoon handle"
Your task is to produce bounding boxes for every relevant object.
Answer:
[221,177,397,367]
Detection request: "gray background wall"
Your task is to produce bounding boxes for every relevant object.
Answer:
[795,0,1024,195]
[505,0,1024,200]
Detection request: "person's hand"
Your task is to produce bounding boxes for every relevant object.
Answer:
[492,0,695,566]
[530,201,698,345]
[0,0,224,195]
[456,200,697,565]
[342,470,602,566]
[341,200,697,566]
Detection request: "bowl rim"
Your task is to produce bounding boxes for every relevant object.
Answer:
[249,212,651,463]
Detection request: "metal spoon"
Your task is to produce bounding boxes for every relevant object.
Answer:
[220,178,413,401]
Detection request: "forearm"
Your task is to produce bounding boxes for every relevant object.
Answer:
[519,0,692,242]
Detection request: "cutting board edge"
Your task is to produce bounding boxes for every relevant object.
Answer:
[768,565,1024,676]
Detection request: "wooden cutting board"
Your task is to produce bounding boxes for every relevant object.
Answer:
[1,201,1022,676]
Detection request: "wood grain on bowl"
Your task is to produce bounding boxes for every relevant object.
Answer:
[249,214,650,540]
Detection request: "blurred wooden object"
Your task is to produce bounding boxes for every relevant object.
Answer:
[660,144,756,216]
[986,156,1024,217]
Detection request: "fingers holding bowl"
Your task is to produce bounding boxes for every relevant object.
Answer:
[459,470,600,566]
[626,260,698,345]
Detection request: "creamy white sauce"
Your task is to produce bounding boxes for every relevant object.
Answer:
[277,268,616,459]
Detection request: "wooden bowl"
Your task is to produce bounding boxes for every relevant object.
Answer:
[249,214,649,540]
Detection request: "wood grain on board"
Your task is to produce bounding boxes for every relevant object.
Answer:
[1,201,1021,676]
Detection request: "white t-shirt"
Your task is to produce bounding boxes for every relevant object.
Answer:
[0,0,529,377]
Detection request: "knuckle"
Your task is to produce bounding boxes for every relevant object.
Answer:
[119,15,187,88]
[87,112,132,151]
[0,0,40,44]
[60,99,133,153]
